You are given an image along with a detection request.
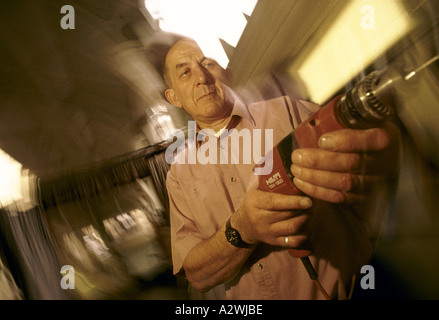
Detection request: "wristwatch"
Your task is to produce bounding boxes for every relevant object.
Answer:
[225,217,252,248]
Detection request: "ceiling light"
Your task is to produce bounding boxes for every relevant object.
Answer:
[142,0,258,68]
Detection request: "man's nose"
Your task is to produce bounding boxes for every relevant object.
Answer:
[194,65,212,85]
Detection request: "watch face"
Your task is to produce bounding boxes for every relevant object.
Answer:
[226,228,241,247]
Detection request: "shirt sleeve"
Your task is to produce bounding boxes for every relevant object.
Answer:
[165,165,204,275]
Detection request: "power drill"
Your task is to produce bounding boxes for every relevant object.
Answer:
[254,67,400,298]
[257,68,398,198]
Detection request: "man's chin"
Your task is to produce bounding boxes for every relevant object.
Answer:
[199,103,231,119]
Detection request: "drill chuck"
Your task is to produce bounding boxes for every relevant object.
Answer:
[337,69,399,129]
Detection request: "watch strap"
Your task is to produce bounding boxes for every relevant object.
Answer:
[225,216,252,248]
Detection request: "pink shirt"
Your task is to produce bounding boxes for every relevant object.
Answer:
[166,95,373,299]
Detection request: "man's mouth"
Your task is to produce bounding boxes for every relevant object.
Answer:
[198,92,216,101]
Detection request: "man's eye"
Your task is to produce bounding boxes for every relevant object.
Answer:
[181,69,190,77]
[203,62,215,69]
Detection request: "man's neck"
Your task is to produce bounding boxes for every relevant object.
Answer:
[198,116,232,134]
[197,99,235,133]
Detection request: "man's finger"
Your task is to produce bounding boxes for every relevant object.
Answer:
[270,213,310,238]
[293,178,345,203]
[292,149,363,172]
[317,123,398,153]
[290,164,374,193]
[293,177,376,204]
[278,234,308,249]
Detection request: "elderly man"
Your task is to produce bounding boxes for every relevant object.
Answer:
[161,37,399,299]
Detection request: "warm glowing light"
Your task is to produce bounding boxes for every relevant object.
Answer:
[0,149,23,207]
[289,0,415,104]
[143,0,258,68]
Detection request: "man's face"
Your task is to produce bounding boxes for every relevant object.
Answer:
[164,39,232,126]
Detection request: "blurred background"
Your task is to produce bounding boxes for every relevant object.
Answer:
[0,0,438,299]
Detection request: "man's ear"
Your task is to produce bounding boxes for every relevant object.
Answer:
[164,88,182,108]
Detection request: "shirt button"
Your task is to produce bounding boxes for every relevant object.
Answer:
[257,263,263,270]
[230,177,236,183]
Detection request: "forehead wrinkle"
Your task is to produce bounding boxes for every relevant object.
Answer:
[175,55,209,67]
[171,47,207,66]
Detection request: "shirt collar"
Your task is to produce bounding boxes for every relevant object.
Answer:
[227,89,255,127]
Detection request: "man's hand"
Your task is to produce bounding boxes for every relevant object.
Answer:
[183,188,313,292]
[290,122,401,204]
[232,188,313,248]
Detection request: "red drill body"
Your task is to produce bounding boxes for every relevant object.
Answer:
[256,95,344,196]
[255,95,344,258]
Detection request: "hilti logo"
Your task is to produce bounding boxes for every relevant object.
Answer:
[265,171,284,189]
